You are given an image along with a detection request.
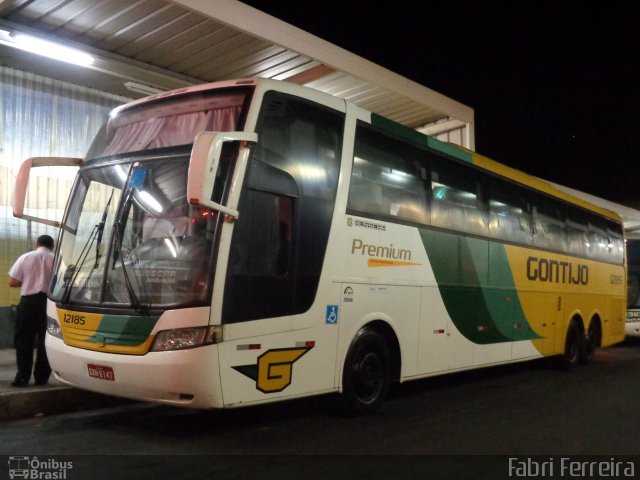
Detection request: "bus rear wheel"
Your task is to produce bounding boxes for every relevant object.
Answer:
[579,320,601,365]
[558,321,583,369]
[339,328,391,415]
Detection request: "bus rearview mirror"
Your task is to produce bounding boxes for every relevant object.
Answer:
[14,156,83,227]
[187,131,257,217]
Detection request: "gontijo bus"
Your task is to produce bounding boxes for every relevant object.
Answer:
[14,78,626,414]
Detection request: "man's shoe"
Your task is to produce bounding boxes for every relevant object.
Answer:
[34,379,49,386]
[11,378,29,387]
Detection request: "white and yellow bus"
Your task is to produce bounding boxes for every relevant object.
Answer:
[14,78,626,414]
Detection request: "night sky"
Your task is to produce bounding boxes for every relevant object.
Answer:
[241,1,639,206]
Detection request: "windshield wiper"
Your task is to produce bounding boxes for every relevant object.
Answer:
[95,190,114,269]
[112,221,150,314]
[61,189,114,306]
[61,225,98,305]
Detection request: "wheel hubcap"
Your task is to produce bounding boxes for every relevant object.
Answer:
[353,351,383,402]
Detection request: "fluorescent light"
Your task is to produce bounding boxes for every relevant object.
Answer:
[124,82,164,96]
[114,166,128,182]
[0,30,94,67]
[382,169,411,183]
[138,191,163,213]
[164,238,177,258]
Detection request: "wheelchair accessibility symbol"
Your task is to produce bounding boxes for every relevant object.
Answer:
[326,305,339,325]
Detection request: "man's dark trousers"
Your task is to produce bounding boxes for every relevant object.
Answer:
[14,292,51,384]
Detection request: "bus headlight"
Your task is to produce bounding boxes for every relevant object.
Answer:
[151,326,221,352]
[47,317,63,339]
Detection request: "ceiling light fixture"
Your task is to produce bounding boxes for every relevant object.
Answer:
[124,81,164,96]
[0,29,94,67]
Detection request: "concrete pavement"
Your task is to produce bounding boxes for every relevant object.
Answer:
[0,348,132,421]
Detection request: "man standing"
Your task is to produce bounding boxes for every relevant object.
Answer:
[8,234,55,387]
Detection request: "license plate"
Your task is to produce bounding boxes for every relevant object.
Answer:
[87,364,115,381]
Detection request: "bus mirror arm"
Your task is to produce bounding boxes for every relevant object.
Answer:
[13,156,83,227]
[187,131,258,218]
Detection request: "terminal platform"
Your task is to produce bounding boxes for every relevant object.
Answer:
[0,348,132,421]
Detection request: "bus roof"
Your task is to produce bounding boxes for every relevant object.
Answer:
[370,113,622,224]
[106,78,623,225]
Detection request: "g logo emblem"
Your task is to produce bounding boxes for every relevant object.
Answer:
[233,347,312,393]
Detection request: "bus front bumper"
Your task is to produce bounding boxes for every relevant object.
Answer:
[46,334,224,409]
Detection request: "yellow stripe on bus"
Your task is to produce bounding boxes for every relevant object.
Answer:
[368,258,421,267]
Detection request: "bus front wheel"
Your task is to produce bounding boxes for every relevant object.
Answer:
[339,328,391,415]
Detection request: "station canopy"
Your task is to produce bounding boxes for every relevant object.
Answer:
[0,0,475,148]
[3,0,640,232]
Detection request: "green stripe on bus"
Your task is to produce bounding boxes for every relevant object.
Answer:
[86,314,158,347]
[420,229,540,343]
[427,137,472,164]
[370,113,472,164]
[486,242,541,341]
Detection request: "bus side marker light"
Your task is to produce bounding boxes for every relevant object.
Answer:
[237,344,261,350]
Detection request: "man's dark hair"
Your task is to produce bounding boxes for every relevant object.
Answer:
[36,235,54,250]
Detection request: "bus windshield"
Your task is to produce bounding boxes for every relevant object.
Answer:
[50,154,220,309]
[86,91,246,160]
[50,88,250,310]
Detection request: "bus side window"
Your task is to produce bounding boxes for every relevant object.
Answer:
[565,212,589,258]
[430,157,486,236]
[531,196,566,252]
[587,218,609,261]
[488,180,531,244]
[347,123,429,225]
[607,219,624,264]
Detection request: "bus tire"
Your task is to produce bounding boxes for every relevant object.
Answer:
[338,328,391,415]
[579,319,601,365]
[558,320,583,369]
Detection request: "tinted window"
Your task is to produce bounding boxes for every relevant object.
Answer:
[223,92,343,323]
[488,179,532,244]
[430,156,487,236]
[607,220,624,265]
[587,217,611,261]
[565,210,589,257]
[531,194,566,251]
[348,124,429,224]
